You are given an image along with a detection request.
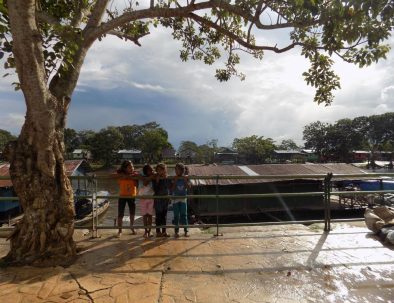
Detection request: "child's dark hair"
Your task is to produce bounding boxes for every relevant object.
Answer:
[155,163,167,171]
[117,160,132,174]
[142,164,153,176]
[175,163,185,175]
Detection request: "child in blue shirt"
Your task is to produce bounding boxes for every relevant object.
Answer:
[171,163,190,238]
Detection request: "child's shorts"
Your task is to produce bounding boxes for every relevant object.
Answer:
[140,199,154,216]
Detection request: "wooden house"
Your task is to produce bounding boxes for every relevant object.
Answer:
[161,147,176,162]
[177,148,197,164]
[72,149,92,160]
[117,149,143,164]
[273,150,307,163]
[0,162,19,220]
[213,147,238,164]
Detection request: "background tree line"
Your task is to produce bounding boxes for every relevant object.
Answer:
[2,112,394,166]
[0,129,16,152]
[64,122,172,166]
[303,112,394,163]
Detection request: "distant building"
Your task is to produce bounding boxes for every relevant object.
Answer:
[65,160,92,190]
[374,151,392,161]
[117,149,143,164]
[214,147,238,164]
[72,149,92,160]
[177,148,197,164]
[273,150,307,163]
[351,151,392,164]
[302,149,319,163]
[0,162,19,220]
[352,151,369,162]
[162,147,176,161]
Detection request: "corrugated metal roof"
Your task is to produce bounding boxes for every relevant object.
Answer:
[65,160,90,176]
[188,163,369,186]
[187,165,249,186]
[118,149,141,154]
[249,163,366,176]
[274,150,304,154]
[0,163,12,187]
[73,149,89,153]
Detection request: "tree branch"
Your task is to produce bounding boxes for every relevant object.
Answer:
[8,0,48,109]
[189,13,301,53]
[107,30,150,46]
[70,0,92,27]
[36,11,61,26]
[85,0,110,30]
[86,1,214,44]
[85,0,321,46]
[49,0,110,99]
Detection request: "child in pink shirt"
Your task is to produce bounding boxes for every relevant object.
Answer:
[139,164,155,238]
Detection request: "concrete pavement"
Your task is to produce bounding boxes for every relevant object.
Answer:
[0,223,393,302]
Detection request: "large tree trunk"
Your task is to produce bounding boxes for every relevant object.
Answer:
[5,95,76,266]
[5,0,77,266]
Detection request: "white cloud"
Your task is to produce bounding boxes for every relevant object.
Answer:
[129,81,167,92]
[73,29,394,147]
[1,16,394,148]
[381,85,394,102]
[0,113,24,134]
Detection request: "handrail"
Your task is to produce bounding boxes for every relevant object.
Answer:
[71,173,394,180]
[2,172,393,181]
[1,172,393,236]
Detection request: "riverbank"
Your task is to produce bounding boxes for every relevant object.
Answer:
[0,223,392,302]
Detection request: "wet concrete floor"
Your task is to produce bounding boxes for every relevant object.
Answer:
[0,223,393,302]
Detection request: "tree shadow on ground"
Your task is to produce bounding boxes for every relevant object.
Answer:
[1,227,393,286]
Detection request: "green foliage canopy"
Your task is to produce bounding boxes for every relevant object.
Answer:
[232,135,275,164]
[277,139,300,150]
[90,126,123,167]
[0,128,16,151]
[0,0,393,105]
[303,112,394,162]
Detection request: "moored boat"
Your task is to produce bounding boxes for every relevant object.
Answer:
[74,190,110,227]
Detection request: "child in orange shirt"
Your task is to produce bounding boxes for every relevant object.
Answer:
[116,160,138,237]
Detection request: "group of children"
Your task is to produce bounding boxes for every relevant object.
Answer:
[116,161,190,239]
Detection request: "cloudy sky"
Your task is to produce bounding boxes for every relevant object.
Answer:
[1,7,394,149]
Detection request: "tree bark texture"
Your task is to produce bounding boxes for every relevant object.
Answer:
[5,0,76,266]
[6,97,76,266]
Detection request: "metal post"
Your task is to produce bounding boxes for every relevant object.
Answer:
[323,174,328,232]
[214,175,223,237]
[323,173,333,232]
[91,183,96,238]
[88,176,96,238]
[327,173,332,231]
[94,176,100,238]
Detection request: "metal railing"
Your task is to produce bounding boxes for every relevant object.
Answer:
[1,172,394,237]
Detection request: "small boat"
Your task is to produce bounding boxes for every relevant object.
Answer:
[74,190,110,226]
[339,179,394,191]
[357,180,394,191]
